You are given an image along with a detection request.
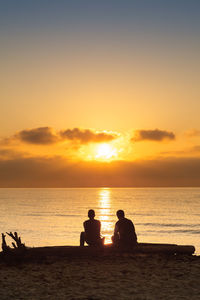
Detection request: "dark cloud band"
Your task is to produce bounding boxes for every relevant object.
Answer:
[0,156,200,187]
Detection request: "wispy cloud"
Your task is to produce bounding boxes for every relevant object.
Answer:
[159,145,200,157]
[0,148,28,159]
[184,129,200,137]
[191,145,200,152]
[132,129,175,142]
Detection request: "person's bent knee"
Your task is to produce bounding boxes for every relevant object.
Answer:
[112,235,119,246]
[80,232,85,246]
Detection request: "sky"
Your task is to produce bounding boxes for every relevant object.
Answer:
[1,0,200,187]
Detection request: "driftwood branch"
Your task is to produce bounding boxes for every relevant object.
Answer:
[6,232,25,249]
[1,233,10,252]
[1,232,26,252]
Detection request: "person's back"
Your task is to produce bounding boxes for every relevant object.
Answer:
[115,217,137,245]
[80,209,104,247]
[84,218,101,244]
[113,210,137,247]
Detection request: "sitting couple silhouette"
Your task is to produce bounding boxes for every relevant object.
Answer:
[80,209,137,248]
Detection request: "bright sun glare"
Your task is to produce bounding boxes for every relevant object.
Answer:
[95,143,117,160]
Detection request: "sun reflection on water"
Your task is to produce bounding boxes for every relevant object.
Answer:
[98,188,113,244]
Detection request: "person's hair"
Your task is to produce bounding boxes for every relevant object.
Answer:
[116,210,125,218]
[88,209,95,219]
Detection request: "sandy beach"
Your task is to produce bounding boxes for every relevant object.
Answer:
[0,254,200,300]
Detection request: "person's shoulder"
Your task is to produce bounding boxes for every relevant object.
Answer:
[126,217,132,222]
[125,218,134,224]
[84,219,89,225]
[94,219,101,224]
[115,219,120,226]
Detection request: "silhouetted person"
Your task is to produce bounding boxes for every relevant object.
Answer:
[112,210,137,248]
[80,209,105,247]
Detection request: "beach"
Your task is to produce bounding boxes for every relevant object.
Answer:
[0,254,200,300]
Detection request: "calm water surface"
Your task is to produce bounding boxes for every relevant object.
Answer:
[0,188,200,253]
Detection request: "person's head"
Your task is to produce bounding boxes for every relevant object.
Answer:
[116,210,125,219]
[88,209,95,219]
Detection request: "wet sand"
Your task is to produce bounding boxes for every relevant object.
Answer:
[0,254,200,300]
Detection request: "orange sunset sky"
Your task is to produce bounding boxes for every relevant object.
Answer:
[0,1,200,187]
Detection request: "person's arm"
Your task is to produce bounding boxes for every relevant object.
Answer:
[114,223,119,238]
[83,221,86,232]
[97,220,101,237]
[99,220,101,231]
[132,223,137,243]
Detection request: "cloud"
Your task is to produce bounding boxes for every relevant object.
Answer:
[191,145,200,152]
[184,129,200,137]
[160,145,200,156]
[60,128,117,144]
[4,127,117,146]
[132,129,175,142]
[15,127,59,145]
[0,156,200,187]
[0,148,27,159]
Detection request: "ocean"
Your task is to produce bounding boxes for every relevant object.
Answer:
[0,188,200,254]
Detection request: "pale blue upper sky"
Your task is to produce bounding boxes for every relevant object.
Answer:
[1,1,200,40]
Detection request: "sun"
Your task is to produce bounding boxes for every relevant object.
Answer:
[95,143,117,160]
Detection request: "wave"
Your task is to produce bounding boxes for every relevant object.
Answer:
[26,213,80,217]
[141,229,200,235]
[136,222,200,228]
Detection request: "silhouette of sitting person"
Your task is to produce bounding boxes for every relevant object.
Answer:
[80,209,105,247]
[112,210,137,248]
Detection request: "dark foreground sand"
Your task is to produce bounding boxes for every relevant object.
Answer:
[0,254,200,300]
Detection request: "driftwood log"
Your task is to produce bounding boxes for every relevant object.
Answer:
[0,232,196,263]
[24,243,195,258]
[0,240,195,264]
